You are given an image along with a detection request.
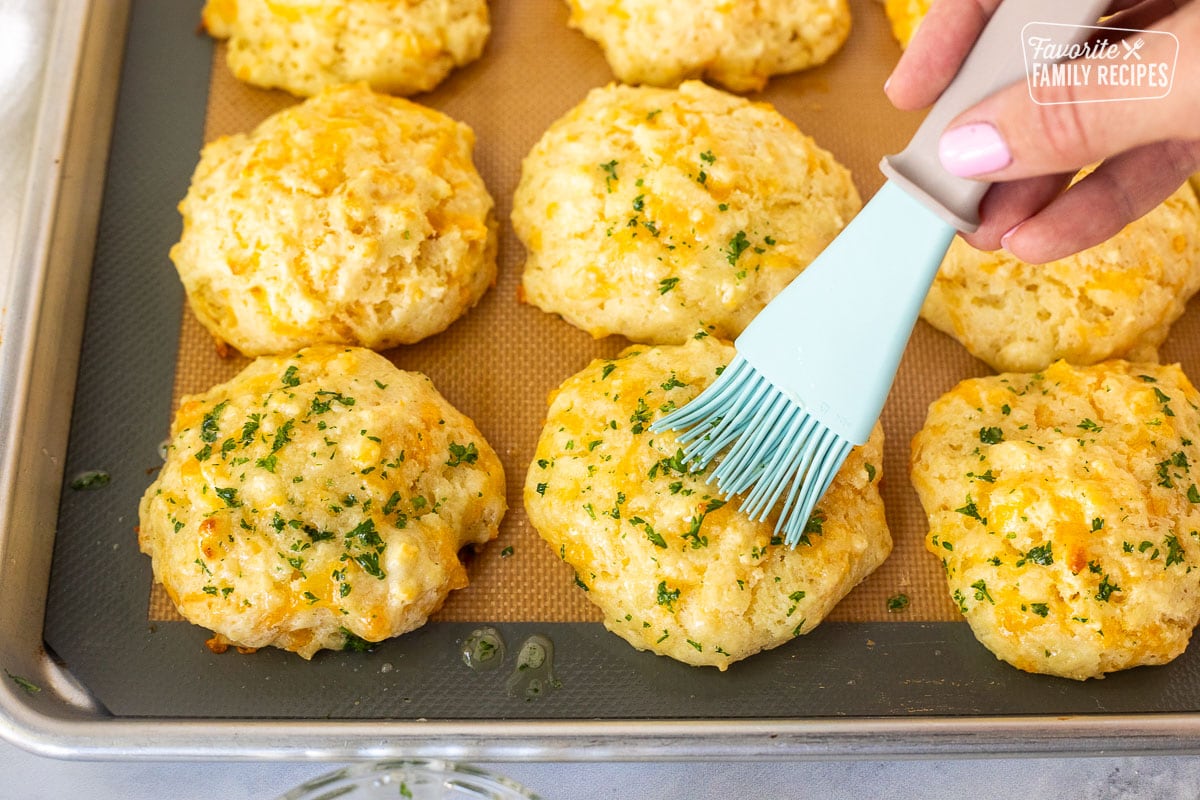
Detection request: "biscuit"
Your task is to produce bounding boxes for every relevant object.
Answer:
[564,0,851,92]
[513,81,860,345]
[170,83,497,357]
[138,345,506,659]
[883,0,930,48]
[524,337,891,669]
[920,179,1200,373]
[202,0,490,97]
[911,360,1200,680]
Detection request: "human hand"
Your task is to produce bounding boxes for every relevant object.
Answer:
[885,0,1200,264]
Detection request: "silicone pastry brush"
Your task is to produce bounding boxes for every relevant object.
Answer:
[653,0,1110,545]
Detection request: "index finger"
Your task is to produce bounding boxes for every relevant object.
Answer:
[886,0,1001,111]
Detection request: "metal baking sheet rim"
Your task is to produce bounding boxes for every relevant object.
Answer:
[4,0,1200,761]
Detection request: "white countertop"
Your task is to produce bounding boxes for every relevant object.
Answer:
[4,735,1200,799]
[3,2,1200,795]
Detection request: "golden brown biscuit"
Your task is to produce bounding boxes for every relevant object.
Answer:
[564,0,851,92]
[171,83,497,357]
[513,81,860,345]
[138,345,506,659]
[921,179,1200,373]
[883,0,931,48]
[202,0,490,97]
[911,360,1200,680]
[524,337,891,669]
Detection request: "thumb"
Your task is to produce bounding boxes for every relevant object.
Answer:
[936,6,1200,181]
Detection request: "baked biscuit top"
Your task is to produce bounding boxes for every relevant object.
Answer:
[911,360,1200,679]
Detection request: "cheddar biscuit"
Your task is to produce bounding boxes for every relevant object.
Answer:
[170,83,497,357]
[138,345,506,659]
[883,0,931,48]
[920,180,1200,373]
[564,0,851,92]
[524,337,891,669]
[202,0,490,97]
[911,360,1200,680]
[513,81,860,345]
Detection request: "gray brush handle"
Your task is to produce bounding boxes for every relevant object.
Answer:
[880,0,1111,232]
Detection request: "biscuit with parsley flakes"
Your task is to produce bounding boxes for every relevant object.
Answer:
[170,82,497,357]
[564,0,850,92]
[910,360,1200,680]
[524,336,890,669]
[513,81,860,345]
[201,0,489,97]
[138,345,505,659]
[920,178,1200,373]
[883,0,931,49]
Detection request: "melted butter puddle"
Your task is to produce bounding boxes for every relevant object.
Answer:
[506,634,560,701]
[461,626,505,672]
[459,628,561,700]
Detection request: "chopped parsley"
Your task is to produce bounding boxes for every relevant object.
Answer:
[629,398,653,435]
[724,230,750,265]
[340,628,374,652]
[1095,574,1121,602]
[1017,543,1053,567]
[200,400,228,443]
[971,579,994,604]
[600,159,619,192]
[271,419,295,453]
[954,496,986,526]
[69,470,111,490]
[978,426,1004,444]
[446,441,479,467]
[1165,534,1186,568]
[5,670,41,695]
[655,580,681,611]
[630,516,666,548]
[352,552,385,580]
[1154,387,1175,416]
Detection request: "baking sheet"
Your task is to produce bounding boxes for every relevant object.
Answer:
[31,0,1200,742]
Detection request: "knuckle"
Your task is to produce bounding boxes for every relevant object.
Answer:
[1161,139,1200,179]
[1032,94,1092,166]
[1085,168,1136,236]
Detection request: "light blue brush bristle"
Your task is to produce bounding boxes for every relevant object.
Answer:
[651,355,853,547]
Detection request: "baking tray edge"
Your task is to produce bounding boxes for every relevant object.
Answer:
[5,0,1200,761]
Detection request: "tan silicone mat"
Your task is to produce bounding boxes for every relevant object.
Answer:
[148,0,1200,627]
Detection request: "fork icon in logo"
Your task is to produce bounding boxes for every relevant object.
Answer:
[1122,37,1145,60]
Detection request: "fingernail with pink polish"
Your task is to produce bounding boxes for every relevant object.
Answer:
[939,123,1012,178]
